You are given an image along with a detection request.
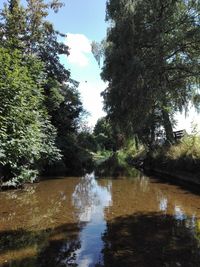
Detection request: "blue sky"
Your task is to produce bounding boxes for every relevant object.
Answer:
[49,0,107,41]
[48,0,107,127]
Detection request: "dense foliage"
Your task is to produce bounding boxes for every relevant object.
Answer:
[0,0,89,187]
[94,0,200,148]
[0,48,61,186]
[1,0,200,186]
[94,117,116,151]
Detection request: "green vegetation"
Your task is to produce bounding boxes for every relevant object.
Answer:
[0,48,60,187]
[148,133,200,174]
[93,144,141,177]
[1,0,200,187]
[93,0,200,147]
[91,117,143,176]
[0,0,93,188]
[92,0,200,177]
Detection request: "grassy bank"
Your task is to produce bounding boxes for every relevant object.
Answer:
[145,135,200,176]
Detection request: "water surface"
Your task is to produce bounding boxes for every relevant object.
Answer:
[1,172,200,266]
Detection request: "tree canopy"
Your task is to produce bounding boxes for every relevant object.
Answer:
[0,0,87,186]
[96,0,200,147]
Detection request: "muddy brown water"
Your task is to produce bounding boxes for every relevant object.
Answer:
[1,172,200,267]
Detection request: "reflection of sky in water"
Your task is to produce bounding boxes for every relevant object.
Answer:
[71,173,112,267]
[158,196,196,225]
[158,195,197,234]
[159,197,168,212]
[174,205,187,221]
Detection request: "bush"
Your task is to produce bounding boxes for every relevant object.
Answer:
[93,138,143,177]
[149,132,200,174]
[0,49,60,187]
[166,135,200,160]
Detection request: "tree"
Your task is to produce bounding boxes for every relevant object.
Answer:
[91,40,106,67]
[94,117,124,151]
[97,0,200,147]
[0,48,60,186]
[0,0,70,80]
[0,0,27,49]
[0,0,89,184]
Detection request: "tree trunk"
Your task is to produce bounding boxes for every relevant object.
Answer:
[162,109,174,144]
[135,135,139,150]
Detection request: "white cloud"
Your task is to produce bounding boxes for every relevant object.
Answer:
[78,80,106,127]
[66,33,91,67]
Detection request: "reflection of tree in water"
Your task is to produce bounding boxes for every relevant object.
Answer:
[37,224,82,267]
[0,181,83,267]
[0,186,38,227]
[71,173,112,267]
[0,223,82,267]
[0,175,112,267]
[73,174,99,210]
[0,185,68,230]
[100,212,200,267]
[72,173,112,222]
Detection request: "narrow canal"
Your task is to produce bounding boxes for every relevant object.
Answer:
[1,172,200,267]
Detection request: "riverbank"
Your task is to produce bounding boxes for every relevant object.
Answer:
[143,164,200,186]
[140,135,200,186]
[92,135,200,186]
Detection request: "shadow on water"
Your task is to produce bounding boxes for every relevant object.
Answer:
[100,212,200,267]
[146,172,200,197]
[0,222,83,267]
[1,212,200,267]
[1,172,200,266]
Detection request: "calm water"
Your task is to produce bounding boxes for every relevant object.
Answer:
[1,172,200,267]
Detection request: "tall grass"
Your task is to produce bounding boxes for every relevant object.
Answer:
[166,135,200,160]
[150,132,200,174]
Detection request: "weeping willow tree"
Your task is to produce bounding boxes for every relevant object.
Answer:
[94,0,200,147]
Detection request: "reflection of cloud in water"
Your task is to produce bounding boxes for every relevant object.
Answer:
[72,173,112,222]
[174,205,186,221]
[71,173,112,267]
[159,197,168,212]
